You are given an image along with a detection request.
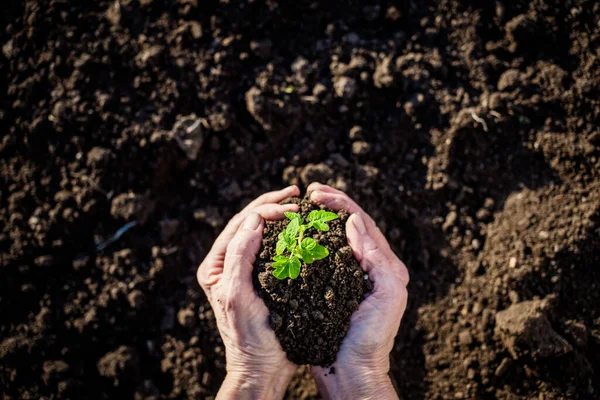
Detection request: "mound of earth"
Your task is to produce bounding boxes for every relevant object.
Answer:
[253,198,369,366]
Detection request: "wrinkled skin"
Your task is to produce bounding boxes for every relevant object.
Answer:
[197,184,409,400]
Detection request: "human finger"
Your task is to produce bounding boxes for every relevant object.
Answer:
[197,212,246,291]
[348,213,409,287]
[346,213,392,284]
[312,189,394,255]
[306,182,346,195]
[310,190,364,215]
[244,185,300,210]
[250,203,300,220]
[223,212,264,287]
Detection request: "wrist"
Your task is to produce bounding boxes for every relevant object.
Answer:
[314,364,398,400]
[217,365,295,400]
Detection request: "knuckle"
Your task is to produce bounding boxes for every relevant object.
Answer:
[227,233,252,256]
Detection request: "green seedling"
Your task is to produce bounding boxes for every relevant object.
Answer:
[272,210,339,280]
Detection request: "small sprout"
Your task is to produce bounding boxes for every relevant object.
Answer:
[271,210,339,280]
[284,85,295,94]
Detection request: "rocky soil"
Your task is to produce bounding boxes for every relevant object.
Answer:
[1,0,599,399]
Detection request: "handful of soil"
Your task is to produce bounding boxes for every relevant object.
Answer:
[253,197,370,366]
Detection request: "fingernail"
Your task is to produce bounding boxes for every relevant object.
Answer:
[242,212,262,230]
[352,213,367,234]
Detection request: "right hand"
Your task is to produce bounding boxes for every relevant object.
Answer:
[308,183,410,400]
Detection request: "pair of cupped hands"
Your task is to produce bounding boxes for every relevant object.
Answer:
[197,183,410,400]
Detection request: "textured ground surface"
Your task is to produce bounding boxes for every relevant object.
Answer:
[1,0,599,399]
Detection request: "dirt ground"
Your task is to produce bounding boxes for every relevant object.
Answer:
[1,0,599,399]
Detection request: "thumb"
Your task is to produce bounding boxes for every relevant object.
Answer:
[346,213,397,294]
[223,212,264,286]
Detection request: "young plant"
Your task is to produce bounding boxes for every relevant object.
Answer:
[272,210,339,280]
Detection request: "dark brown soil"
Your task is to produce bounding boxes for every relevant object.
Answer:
[1,0,599,399]
[253,198,369,366]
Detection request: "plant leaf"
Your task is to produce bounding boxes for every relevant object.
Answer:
[282,230,296,252]
[296,248,314,264]
[272,256,301,280]
[308,210,339,223]
[301,237,317,251]
[311,221,329,231]
[285,212,304,224]
[289,257,301,279]
[276,238,287,255]
[310,243,329,260]
[307,210,339,231]
[285,218,300,237]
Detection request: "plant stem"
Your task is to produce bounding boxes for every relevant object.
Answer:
[297,225,305,248]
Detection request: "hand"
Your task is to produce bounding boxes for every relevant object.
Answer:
[308,183,410,400]
[197,186,301,400]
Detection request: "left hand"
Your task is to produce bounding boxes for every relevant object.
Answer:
[197,186,300,400]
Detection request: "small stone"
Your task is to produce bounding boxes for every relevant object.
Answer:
[135,45,164,67]
[333,76,357,99]
[495,297,572,359]
[488,93,503,109]
[97,346,140,386]
[508,257,518,269]
[127,290,145,309]
[313,83,328,98]
[177,308,196,328]
[352,141,371,156]
[349,126,364,140]
[324,287,335,304]
[2,39,14,59]
[443,211,458,231]
[538,231,550,239]
[110,192,141,221]
[86,147,114,168]
[313,311,325,321]
[373,56,395,88]
[105,0,122,26]
[476,208,490,220]
[497,69,520,91]
[291,56,310,75]
[42,360,70,383]
[34,255,54,267]
[471,239,481,250]
[564,320,588,347]
[459,331,473,346]
[467,368,476,379]
[386,6,402,21]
